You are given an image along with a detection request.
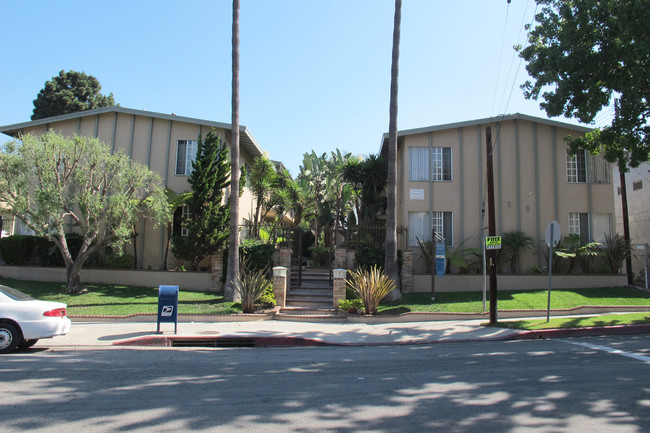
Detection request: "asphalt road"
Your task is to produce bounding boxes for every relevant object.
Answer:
[2,335,650,432]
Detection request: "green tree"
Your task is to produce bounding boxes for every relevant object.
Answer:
[32,70,115,120]
[518,0,650,166]
[343,154,387,225]
[249,154,277,237]
[172,129,231,271]
[226,0,242,302]
[0,132,169,294]
[384,0,402,301]
[502,231,534,274]
[518,0,648,282]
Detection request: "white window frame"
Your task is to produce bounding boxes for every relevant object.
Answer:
[432,147,452,181]
[432,211,453,247]
[566,149,587,183]
[176,140,198,175]
[408,211,430,247]
[181,205,190,237]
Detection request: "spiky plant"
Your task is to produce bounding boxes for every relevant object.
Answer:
[345,265,396,314]
[602,233,631,274]
[232,259,272,313]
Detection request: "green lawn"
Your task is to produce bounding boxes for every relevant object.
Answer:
[495,313,650,330]
[377,287,650,315]
[0,278,240,316]
[3,278,650,320]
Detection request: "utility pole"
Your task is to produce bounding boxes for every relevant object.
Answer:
[486,127,498,325]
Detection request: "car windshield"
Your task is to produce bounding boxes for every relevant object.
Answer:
[0,285,35,301]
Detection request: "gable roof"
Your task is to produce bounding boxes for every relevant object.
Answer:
[0,106,264,160]
[379,113,593,155]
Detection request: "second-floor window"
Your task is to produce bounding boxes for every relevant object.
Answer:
[566,149,609,184]
[409,147,452,182]
[176,140,198,175]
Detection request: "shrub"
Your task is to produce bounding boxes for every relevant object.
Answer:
[308,245,333,266]
[107,253,134,269]
[240,240,275,273]
[355,245,384,270]
[338,298,364,314]
[257,284,277,308]
[232,259,272,313]
[529,265,544,274]
[602,233,631,274]
[345,265,396,314]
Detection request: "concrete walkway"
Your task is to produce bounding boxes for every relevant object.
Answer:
[34,316,650,349]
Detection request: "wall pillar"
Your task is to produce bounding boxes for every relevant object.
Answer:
[401,250,413,293]
[334,247,347,269]
[277,247,292,291]
[210,252,224,292]
[333,268,347,309]
[273,266,287,308]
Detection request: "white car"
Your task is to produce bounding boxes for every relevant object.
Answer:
[0,285,72,353]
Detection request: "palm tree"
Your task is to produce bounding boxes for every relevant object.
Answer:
[384,0,402,301]
[502,231,534,274]
[226,0,241,302]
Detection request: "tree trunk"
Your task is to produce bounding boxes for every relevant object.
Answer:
[620,164,633,284]
[225,0,241,302]
[65,262,84,294]
[384,0,402,301]
[131,224,138,269]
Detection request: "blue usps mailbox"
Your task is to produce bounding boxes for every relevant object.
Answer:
[157,285,179,334]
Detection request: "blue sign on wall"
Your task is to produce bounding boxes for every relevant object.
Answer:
[435,242,446,278]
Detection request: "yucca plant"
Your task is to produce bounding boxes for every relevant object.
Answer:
[345,265,396,314]
[232,259,272,313]
[602,232,631,274]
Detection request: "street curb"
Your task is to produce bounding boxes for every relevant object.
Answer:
[504,323,650,340]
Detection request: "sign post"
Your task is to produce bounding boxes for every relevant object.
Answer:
[484,236,501,313]
[545,221,561,322]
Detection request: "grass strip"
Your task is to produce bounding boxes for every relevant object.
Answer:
[493,313,650,330]
[0,278,240,316]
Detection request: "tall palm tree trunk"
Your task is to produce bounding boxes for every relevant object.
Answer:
[384,0,402,301]
[226,0,241,302]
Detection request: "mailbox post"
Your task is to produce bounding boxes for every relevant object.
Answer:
[157,285,179,334]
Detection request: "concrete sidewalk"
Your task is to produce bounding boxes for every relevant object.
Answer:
[36,319,521,348]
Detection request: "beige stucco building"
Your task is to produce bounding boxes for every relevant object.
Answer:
[381,113,616,277]
[0,106,264,271]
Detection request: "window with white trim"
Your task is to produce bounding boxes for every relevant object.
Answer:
[433,211,453,247]
[408,147,452,181]
[176,140,198,175]
[172,205,191,237]
[432,147,452,181]
[566,149,609,184]
[408,211,429,247]
[568,212,589,243]
[566,149,587,183]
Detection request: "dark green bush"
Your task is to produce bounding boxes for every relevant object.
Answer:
[240,240,276,272]
[308,246,333,266]
[0,236,45,265]
[107,253,134,269]
[355,245,384,270]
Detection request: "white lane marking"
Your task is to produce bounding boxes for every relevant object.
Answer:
[559,339,650,364]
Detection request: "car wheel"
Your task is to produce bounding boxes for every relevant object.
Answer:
[0,323,20,354]
[19,339,39,349]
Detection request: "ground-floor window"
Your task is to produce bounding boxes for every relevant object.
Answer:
[408,211,452,247]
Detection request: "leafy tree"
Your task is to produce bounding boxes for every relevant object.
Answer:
[32,70,116,120]
[518,0,648,282]
[343,154,387,225]
[0,132,169,294]
[502,231,534,274]
[518,0,650,166]
[384,0,402,301]
[249,154,277,236]
[172,129,231,271]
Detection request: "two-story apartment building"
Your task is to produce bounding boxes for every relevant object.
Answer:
[380,113,615,280]
[0,106,265,271]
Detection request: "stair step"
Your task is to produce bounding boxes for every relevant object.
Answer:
[289,289,332,296]
[285,300,333,308]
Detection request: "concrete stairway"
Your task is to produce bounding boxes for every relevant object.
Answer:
[278,266,340,320]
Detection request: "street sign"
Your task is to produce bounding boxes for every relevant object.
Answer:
[485,236,502,250]
[545,221,561,248]
[435,242,446,278]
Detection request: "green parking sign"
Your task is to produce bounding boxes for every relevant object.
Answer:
[485,236,502,250]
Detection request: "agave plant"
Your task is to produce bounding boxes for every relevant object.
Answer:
[232,259,272,313]
[345,265,396,314]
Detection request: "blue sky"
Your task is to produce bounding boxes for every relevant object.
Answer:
[0,1,612,175]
